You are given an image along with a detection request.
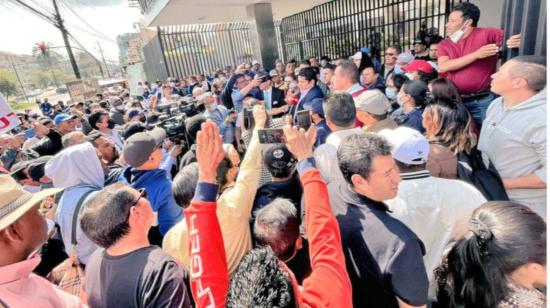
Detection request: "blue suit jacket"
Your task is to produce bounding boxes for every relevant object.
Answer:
[292,85,324,121]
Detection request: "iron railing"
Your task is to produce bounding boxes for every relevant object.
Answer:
[158,23,255,78]
[280,0,467,62]
[501,0,546,61]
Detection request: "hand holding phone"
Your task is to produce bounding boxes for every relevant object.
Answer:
[258,128,285,144]
[296,110,312,130]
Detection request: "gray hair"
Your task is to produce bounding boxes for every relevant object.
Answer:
[61,131,86,148]
[253,198,300,260]
[323,91,357,127]
[172,162,199,208]
[508,56,546,92]
[337,133,392,185]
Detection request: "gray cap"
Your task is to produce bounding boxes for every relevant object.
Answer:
[269,69,279,77]
[397,52,414,65]
[122,127,166,167]
[354,90,391,115]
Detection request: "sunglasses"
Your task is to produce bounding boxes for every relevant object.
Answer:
[131,188,148,207]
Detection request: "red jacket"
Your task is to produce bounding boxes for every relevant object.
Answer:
[186,161,352,307]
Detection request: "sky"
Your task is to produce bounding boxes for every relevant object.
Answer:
[0,0,142,62]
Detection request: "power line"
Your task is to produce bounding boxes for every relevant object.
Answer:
[27,0,55,15]
[8,0,57,26]
[58,0,116,43]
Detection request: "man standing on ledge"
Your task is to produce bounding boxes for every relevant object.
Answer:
[438,2,520,127]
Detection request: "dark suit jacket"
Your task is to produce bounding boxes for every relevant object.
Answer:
[260,86,286,108]
[291,85,324,121]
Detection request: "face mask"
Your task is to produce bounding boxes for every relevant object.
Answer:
[393,64,404,75]
[107,119,115,129]
[450,21,469,43]
[210,102,218,110]
[151,211,159,227]
[385,88,397,99]
[405,73,414,80]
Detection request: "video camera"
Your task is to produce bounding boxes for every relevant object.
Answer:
[156,95,204,118]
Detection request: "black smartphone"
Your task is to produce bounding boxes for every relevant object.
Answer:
[258,128,285,144]
[296,110,312,130]
[243,107,255,129]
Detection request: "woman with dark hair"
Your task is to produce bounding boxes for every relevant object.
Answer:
[391,79,429,133]
[429,78,480,135]
[422,97,476,179]
[357,50,375,74]
[435,201,546,308]
[385,73,408,104]
[429,78,461,102]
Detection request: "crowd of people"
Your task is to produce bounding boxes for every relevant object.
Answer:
[0,3,546,308]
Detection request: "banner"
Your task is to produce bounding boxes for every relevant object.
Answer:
[0,93,21,134]
[66,78,100,102]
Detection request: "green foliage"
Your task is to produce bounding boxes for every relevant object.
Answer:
[8,101,36,112]
[0,68,21,100]
[30,69,69,88]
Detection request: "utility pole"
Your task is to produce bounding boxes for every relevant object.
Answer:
[52,0,81,79]
[97,41,111,78]
[8,56,29,103]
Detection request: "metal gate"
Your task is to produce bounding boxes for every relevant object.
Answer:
[158,22,256,78]
[280,0,468,62]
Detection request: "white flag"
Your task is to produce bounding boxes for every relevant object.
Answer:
[0,93,21,134]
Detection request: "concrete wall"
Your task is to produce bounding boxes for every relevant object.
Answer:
[470,0,505,29]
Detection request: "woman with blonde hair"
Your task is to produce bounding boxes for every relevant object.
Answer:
[422,97,476,179]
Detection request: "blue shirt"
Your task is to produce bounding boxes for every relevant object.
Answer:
[231,89,245,112]
[392,107,426,134]
[119,168,183,235]
[315,119,331,147]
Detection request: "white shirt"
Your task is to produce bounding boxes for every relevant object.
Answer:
[314,127,364,184]
[100,130,123,152]
[385,170,486,298]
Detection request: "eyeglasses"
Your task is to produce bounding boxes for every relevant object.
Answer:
[131,188,148,207]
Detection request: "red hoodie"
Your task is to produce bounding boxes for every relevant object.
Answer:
[186,159,352,307]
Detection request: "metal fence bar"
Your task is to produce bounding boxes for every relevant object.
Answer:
[280,0,468,61]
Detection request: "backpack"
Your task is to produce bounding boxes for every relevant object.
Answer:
[457,148,509,201]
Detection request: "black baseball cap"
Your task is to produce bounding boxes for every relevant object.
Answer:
[122,127,166,167]
[262,144,297,174]
[27,156,53,182]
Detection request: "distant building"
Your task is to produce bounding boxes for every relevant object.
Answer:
[116,33,141,66]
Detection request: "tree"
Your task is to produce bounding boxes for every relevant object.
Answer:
[0,69,20,100]
[30,71,51,88]
[32,41,62,71]
[30,69,71,88]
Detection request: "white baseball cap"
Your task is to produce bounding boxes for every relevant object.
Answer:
[351,52,362,60]
[379,127,430,165]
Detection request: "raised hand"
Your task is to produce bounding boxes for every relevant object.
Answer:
[475,44,500,59]
[252,104,267,128]
[283,124,317,161]
[506,33,521,49]
[196,121,225,184]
